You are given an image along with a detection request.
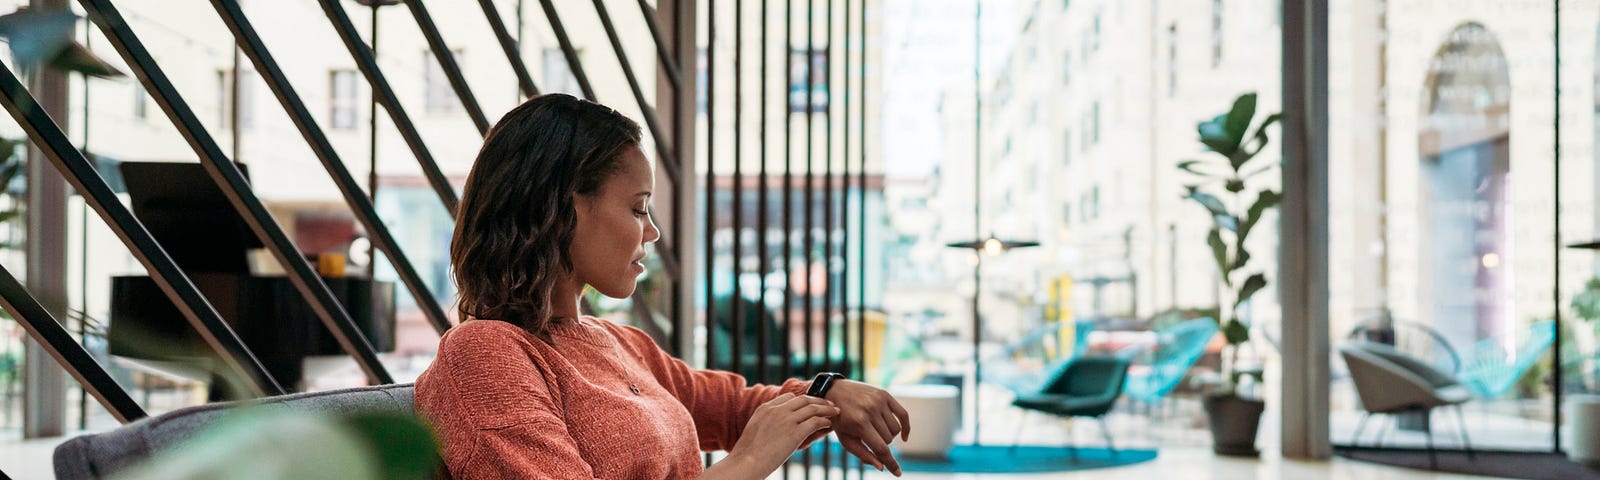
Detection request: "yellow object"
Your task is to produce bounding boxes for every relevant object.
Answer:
[318,253,346,278]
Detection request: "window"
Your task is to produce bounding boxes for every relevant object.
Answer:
[425,49,465,113]
[133,83,146,120]
[237,72,254,130]
[1168,24,1178,96]
[1212,0,1224,67]
[697,48,708,113]
[1090,185,1100,219]
[1092,12,1102,53]
[1062,132,1071,166]
[543,48,582,97]
[789,48,829,113]
[216,70,227,128]
[1091,101,1101,144]
[330,70,360,130]
[1062,52,1072,85]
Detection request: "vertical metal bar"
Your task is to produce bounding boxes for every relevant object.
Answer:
[731,0,745,384]
[367,1,380,279]
[970,0,982,445]
[0,61,282,397]
[821,1,833,474]
[212,0,453,337]
[782,1,795,475]
[757,0,770,386]
[0,262,145,423]
[478,0,539,98]
[854,1,866,472]
[803,0,815,474]
[1552,0,1563,454]
[705,0,717,375]
[318,0,460,215]
[78,0,393,386]
[589,0,686,201]
[637,0,684,91]
[537,0,598,101]
[404,0,491,134]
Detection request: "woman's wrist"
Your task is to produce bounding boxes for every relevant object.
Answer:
[701,451,771,480]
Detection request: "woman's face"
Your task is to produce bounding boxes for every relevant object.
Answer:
[571,146,660,299]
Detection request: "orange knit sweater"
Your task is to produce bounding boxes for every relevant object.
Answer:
[415,317,808,479]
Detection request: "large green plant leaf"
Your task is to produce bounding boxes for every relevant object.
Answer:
[1235,273,1267,308]
[1224,93,1258,150]
[1186,189,1237,231]
[1207,228,1230,287]
[1242,113,1284,163]
[1232,249,1250,272]
[1223,319,1250,345]
[1177,159,1223,178]
[1198,114,1235,155]
[1237,190,1281,245]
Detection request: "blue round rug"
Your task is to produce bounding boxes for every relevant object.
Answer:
[793,442,1158,474]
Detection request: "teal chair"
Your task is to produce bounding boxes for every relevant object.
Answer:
[1010,355,1130,459]
[1457,320,1556,399]
[985,320,1094,394]
[1118,318,1218,403]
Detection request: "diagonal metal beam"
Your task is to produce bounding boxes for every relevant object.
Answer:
[0,60,282,397]
[589,0,683,190]
[536,0,597,101]
[211,0,453,336]
[634,0,681,91]
[318,0,460,215]
[76,0,392,386]
[0,261,146,423]
[476,0,540,98]
[404,0,490,134]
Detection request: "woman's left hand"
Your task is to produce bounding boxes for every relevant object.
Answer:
[825,380,909,476]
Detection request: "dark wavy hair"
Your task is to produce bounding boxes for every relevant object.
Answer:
[451,94,642,335]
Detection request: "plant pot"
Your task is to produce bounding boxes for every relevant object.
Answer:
[1202,394,1264,457]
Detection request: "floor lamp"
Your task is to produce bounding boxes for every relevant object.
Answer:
[944,0,1037,447]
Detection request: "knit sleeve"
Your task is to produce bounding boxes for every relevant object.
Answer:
[415,322,603,480]
[606,321,810,452]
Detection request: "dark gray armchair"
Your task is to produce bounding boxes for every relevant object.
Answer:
[53,383,420,479]
[1010,355,1129,460]
[1339,341,1474,468]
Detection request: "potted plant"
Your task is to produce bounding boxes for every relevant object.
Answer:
[1177,92,1281,456]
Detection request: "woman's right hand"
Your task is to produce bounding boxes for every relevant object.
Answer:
[721,393,840,477]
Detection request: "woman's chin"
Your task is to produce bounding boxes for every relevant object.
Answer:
[592,283,637,299]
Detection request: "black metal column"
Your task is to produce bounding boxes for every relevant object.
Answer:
[0,61,282,397]
[730,0,745,386]
[476,0,540,98]
[77,0,391,387]
[0,262,145,423]
[318,0,460,215]
[757,0,771,388]
[637,0,683,92]
[211,0,453,336]
[536,0,598,101]
[404,0,491,134]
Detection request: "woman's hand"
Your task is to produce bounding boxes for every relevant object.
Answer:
[824,380,910,476]
[707,393,840,479]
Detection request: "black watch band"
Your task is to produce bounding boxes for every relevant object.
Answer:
[806,372,846,398]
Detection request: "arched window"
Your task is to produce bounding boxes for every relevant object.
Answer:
[1418,23,1512,350]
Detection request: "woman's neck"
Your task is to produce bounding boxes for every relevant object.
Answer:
[549,277,585,321]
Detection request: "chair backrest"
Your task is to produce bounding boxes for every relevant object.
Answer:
[1120,317,1218,402]
[1040,355,1129,398]
[1459,320,1557,398]
[53,383,417,480]
[1339,342,1446,413]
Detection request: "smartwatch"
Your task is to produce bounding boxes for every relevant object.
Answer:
[806,372,846,398]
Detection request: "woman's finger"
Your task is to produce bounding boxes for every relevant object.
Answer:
[793,403,841,422]
[839,436,886,471]
[861,429,902,476]
[880,407,903,440]
[887,397,911,441]
[868,411,893,447]
[781,394,833,411]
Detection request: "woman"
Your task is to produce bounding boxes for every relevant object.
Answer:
[416,94,909,479]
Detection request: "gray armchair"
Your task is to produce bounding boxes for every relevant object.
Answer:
[1339,341,1474,468]
[53,383,421,479]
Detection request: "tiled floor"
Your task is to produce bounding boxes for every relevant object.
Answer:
[3,434,1504,480]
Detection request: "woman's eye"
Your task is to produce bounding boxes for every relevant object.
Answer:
[633,209,649,216]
